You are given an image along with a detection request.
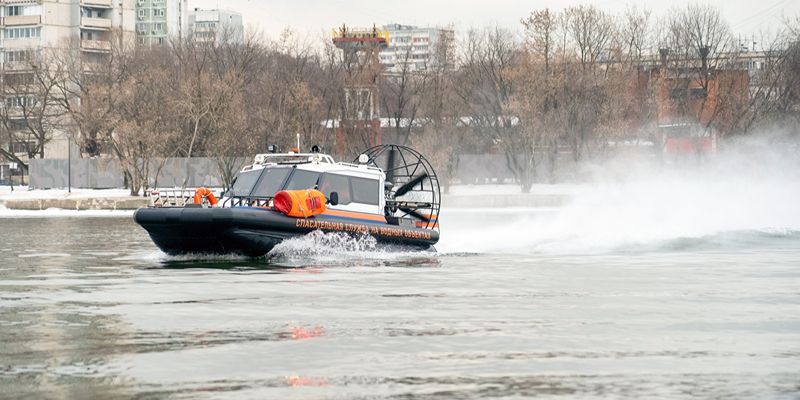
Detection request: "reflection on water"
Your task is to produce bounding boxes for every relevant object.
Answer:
[1,216,799,399]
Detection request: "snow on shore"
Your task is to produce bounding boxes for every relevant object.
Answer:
[0,187,140,217]
[1,184,582,200]
[0,205,134,218]
[446,183,585,196]
[0,184,577,217]
[0,187,135,200]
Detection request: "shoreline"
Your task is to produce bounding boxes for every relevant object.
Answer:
[0,197,148,211]
[0,185,577,211]
[0,194,570,211]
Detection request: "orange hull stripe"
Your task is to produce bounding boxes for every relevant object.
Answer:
[321,209,387,223]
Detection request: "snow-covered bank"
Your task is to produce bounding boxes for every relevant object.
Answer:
[0,184,576,211]
[443,184,580,208]
[1,185,581,199]
[0,205,134,218]
[447,183,586,196]
[0,187,133,200]
[0,187,147,211]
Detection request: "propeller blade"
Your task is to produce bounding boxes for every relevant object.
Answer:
[385,148,397,184]
[386,201,431,208]
[393,173,428,197]
[399,207,431,222]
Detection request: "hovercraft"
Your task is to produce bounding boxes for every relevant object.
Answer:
[134,145,441,257]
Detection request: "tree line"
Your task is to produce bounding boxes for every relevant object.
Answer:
[1,4,799,194]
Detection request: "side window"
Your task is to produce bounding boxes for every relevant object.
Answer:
[284,170,321,191]
[350,176,379,205]
[318,173,351,205]
[318,174,380,206]
[251,168,291,197]
[229,169,261,197]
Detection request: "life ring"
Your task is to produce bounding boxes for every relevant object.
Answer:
[193,187,218,206]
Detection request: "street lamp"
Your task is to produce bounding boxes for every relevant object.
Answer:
[9,162,18,192]
[67,136,71,193]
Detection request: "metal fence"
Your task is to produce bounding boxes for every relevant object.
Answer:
[29,157,247,189]
[29,154,568,189]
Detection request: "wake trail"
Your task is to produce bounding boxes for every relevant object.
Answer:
[267,230,436,264]
[437,136,800,255]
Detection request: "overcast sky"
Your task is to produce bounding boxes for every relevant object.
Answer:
[189,0,798,44]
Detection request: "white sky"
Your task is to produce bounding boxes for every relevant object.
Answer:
[189,0,798,45]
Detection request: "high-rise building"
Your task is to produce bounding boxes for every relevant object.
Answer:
[0,0,135,161]
[189,9,243,44]
[379,24,454,73]
[0,1,134,54]
[134,0,189,45]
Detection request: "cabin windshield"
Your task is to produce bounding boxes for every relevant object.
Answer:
[284,169,321,191]
[251,168,291,197]
[229,168,379,207]
[229,169,262,197]
[230,167,294,198]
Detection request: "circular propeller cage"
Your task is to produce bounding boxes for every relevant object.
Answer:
[357,145,441,231]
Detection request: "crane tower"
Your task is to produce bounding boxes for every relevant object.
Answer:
[332,24,389,156]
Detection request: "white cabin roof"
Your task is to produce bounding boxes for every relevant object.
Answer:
[243,152,385,180]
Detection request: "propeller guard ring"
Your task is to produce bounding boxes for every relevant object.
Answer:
[357,145,441,231]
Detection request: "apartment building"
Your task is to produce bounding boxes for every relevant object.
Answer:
[0,0,135,163]
[135,0,188,45]
[189,8,243,44]
[1,1,132,53]
[379,23,454,73]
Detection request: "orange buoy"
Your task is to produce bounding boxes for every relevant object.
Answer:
[193,187,218,206]
[273,189,326,218]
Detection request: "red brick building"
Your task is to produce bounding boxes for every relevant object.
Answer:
[634,66,750,156]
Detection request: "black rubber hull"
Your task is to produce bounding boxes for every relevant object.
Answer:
[134,207,439,257]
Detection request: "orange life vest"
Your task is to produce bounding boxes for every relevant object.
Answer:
[273,189,327,218]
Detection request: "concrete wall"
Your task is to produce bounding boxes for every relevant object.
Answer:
[453,154,515,184]
[29,153,617,190]
[151,158,237,188]
[30,158,124,189]
[29,157,247,189]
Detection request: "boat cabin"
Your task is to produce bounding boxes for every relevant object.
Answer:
[223,152,386,217]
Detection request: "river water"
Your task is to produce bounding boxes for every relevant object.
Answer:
[1,202,799,399]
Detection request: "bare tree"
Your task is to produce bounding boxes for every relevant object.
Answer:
[522,9,558,73]
[622,6,652,67]
[660,5,736,121]
[558,6,620,163]
[0,49,66,171]
[113,54,181,195]
[456,27,540,191]
[566,5,616,71]
[7,4,788,193]
[680,4,732,69]
[54,34,130,159]
[238,31,331,155]
[415,26,459,192]
[54,33,180,195]
[521,9,563,181]
[771,31,800,131]
[381,44,427,145]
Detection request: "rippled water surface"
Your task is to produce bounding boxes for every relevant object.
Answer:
[1,213,799,399]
